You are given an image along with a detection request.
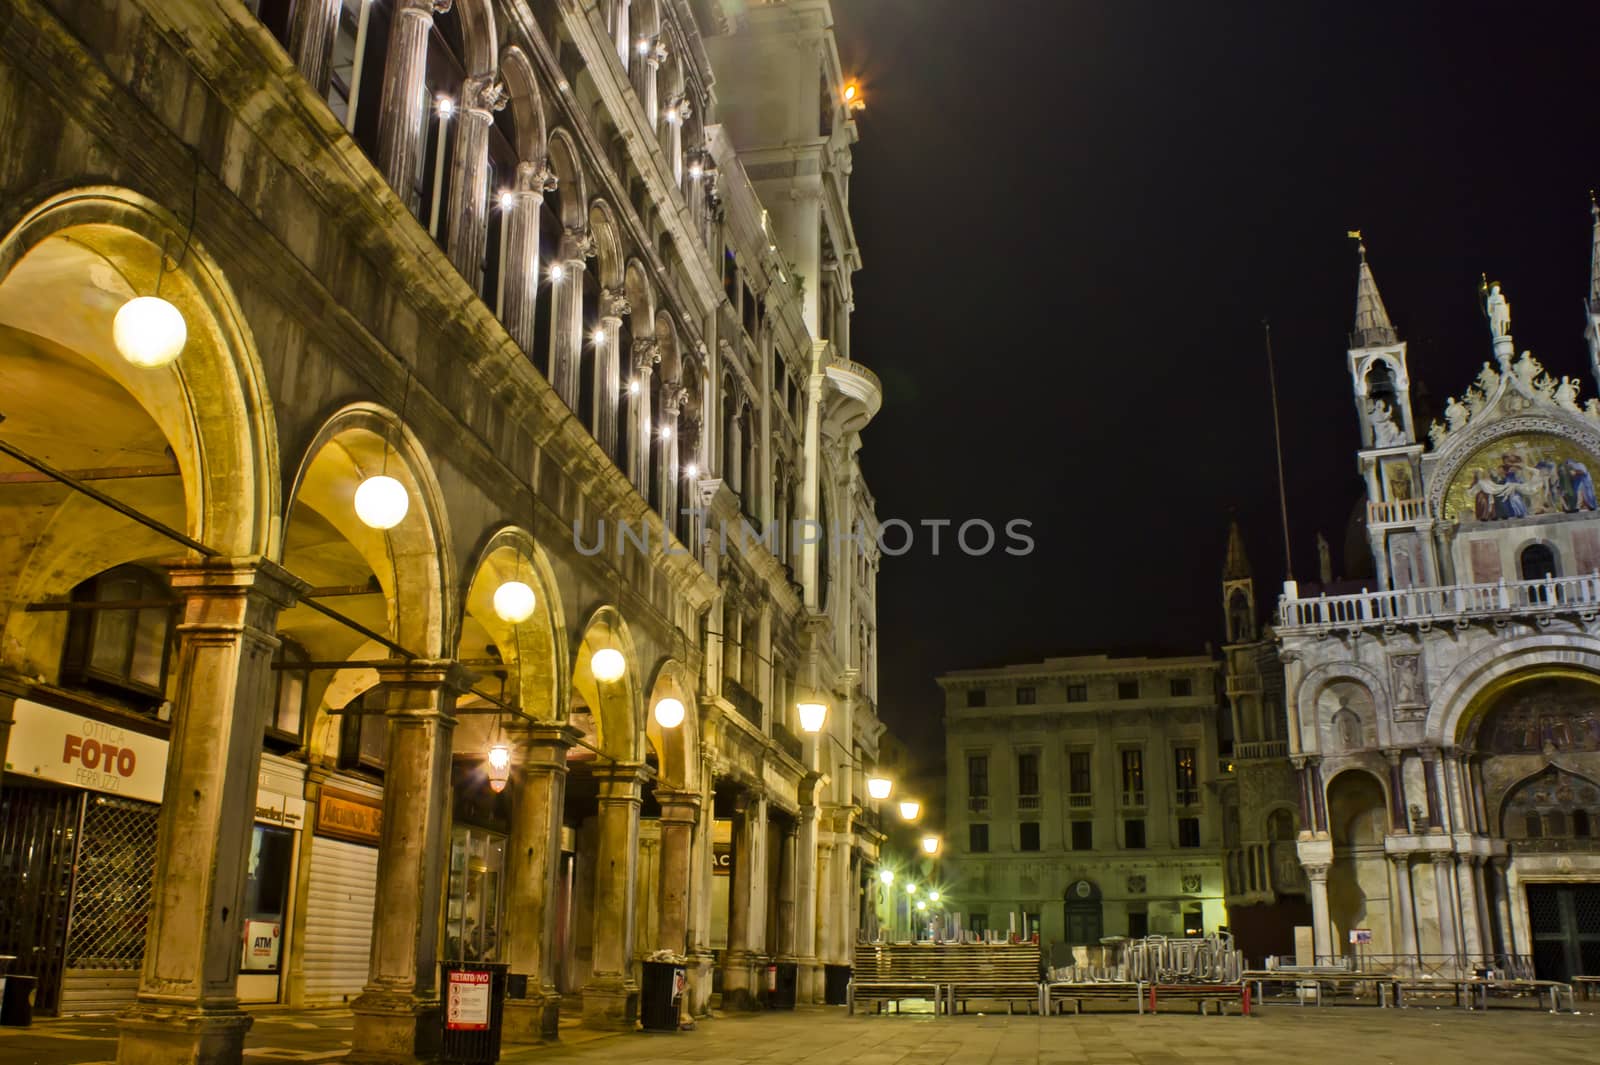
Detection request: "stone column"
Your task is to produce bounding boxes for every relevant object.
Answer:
[1490,858,1515,958]
[1305,863,1332,962]
[288,0,340,95]
[502,723,581,1043]
[1390,855,1419,969]
[1454,855,1484,962]
[612,0,633,67]
[582,762,648,1029]
[792,800,821,1001]
[116,558,306,1065]
[686,766,717,1016]
[376,0,443,211]
[349,660,472,1063]
[549,228,592,411]
[722,787,768,1009]
[1431,854,1459,961]
[501,161,555,355]
[596,292,629,461]
[629,338,658,493]
[655,788,700,955]
[812,832,833,967]
[658,381,686,528]
[446,74,505,287]
[831,837,854,960]
[775,819,798,958]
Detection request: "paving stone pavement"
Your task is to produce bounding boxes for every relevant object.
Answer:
[5,1003,1600,1064]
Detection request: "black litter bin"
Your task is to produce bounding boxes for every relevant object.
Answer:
[768,962,798,1009]
[824,964,851,1006]
[1,974,37,1027]
[639,960,686,1031]
[439,962,508,1063]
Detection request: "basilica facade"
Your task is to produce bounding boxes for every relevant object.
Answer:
[0,2,888,1062]
[1245,214,1600,981]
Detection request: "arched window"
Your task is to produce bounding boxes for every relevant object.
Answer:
[415,10,468,240]
[1227,588,1253,643]
[1365,358,1398,409]
[1521,542,1558,581]
[60,565,173,708]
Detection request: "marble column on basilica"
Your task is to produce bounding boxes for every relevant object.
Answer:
[550,227,592,411]
[1389,855,1419,966]
[500,161,555,355]
[1471,858,1495,960]
[1305,863,1333,961]
[1454,855,1484,961]
[722,787,768,1009]
[502,722,582,1043]
[658,380,687,527]
[1490,857,1515,957]
[1431,854,1459,958]
[446,74,505,286]
[629,338,658,493]
[596,291,629,461]
[792,798,822,1002]
[376,0,443,212]
[349,659,473,1063]
[116,559,306,1065]
[583,762,649,1029]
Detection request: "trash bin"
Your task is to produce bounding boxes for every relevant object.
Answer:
[439,962,508,1063]
[824,964,851,1006]
[639,960,686,1032]
[768,962,798,1009]
[0,974,37,1028]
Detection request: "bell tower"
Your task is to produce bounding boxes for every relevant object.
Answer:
[1347,236,1414,449]
[1222,519,1256,645]
[1587,195,1600,388]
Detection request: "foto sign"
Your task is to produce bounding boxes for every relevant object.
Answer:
[6,699,168,803]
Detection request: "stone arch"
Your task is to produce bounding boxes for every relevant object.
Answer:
[544,128,587,230]
[653,310,681,382]
[623,258,654,329]
[586,200,625,290]
[499,46,547,164]
[1427,633,1600,746]
[1325,768,1391,843]
[0,188,277,675]
[1293,661,1393,752]
[284,402,455,658]
[451,0,499,78]
[1496,764,1600,840]
[572,605,644,761]
[643,657,700,790]
[456,525,568,722]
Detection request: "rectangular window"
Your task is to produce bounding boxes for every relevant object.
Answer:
[969,823,990,853]
[1070,820,1093,850]
[1170,677,1193,697]
[1016,686,1036,705]
[1124,818,1146,849]
[1128,910,1149,938]
[1017,751,1040,797]
[1178,817,1201,848]
[968,913,988,936]
[1069,751,1092,796]
[966,688,987,708]
[240,825,295,974]
[1019,821,1041,851]
[1117,680,1139,700]
[1174,746,1198,805]
[968,754,990,798]
[1121,749,1144,804]
[1067,684,1087,703]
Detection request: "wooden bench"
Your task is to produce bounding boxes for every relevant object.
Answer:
[1147,983,1251,1016]
[849,943,1041,1017]
[1040,981,1145,1015]
[1391,978,1480,1010]
[848,944,949,1015]
[1574,975,1600,1001]
[1477,978,1574,1012]
[944,945,1042,1015]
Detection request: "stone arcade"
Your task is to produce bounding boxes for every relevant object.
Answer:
[0,2,889,1063]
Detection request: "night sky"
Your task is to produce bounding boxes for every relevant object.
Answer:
[830,0,1600,758]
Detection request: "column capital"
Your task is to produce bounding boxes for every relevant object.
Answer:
[563,225,597,261]
[509,720,584,768]
[1429,851,1455,868]
[592,760,652,800]
[1382,747,1404,765]
[515,159,558,196]
[165,554,311,613]
[655,787,702,824]
[373,658,480,695]
[632,337,661,372]
[601,288,632,318]
[1303,862,1330,882]
[463,73,508,115]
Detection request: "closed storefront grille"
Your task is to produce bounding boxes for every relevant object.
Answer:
[0,784,79,1015]
[301,835,379,1004]
[59,794,160,1013]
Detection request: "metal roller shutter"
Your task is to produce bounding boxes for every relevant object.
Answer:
[301,835,378,1004]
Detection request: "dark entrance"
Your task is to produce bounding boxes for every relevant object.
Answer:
[1526,883,1600,980]
[1063,879,1103,946]
[0,783,80,1015]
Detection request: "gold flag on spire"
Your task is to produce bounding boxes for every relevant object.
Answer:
[1347,230,1363,240]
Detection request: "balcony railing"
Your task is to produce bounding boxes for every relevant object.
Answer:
[772,721,803,762]
[1121,789,1145,808]
[1175,788,1199,807]
[1366,498,1431,526]
[724,678,763,729]
[1277,572,1600,633]
[1017,794,1041,811]
[1067,793,1092,809]
[1235,739,1289,761]
[1225,674,1260,696]
[968,795,989,815]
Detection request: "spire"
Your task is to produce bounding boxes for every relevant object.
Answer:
[1350,235,1398,348]
[1224,519,1252,581]
[1589,191,1600,309]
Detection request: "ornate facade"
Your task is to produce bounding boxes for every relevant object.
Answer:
[1260,217,1600,980]
[0,1,888,1062]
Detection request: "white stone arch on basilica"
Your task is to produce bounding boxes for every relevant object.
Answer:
[1292,660,1394,754]
[1425,632,1600,746]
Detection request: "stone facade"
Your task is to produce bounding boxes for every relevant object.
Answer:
[0,1,889,1061]
[939,656,1227,948]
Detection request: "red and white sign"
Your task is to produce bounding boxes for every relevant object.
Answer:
[243,919,282,971]
[445,970,491,1031]
[6,699,168,803]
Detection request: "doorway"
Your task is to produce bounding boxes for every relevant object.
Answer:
[1063,879,1103,946]
[1526,883,1600,980]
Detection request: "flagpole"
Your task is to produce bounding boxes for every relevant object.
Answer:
[1263,319,1294,582]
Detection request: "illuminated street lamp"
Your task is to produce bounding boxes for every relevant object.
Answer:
[905,883,917,896]
[878,868,894,886]
[354,474,409,530]
[797,699,827,733]
[898,799,922,822]
[920,835,941,855]
[492,579,537,624]
[653,696,685,729]
[114,295,187,368]
[485,743,511,793]
[867,775,892,800]
[591,647,626,683]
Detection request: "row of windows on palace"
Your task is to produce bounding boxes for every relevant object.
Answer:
[965,817,1207,855]
[963,747,1204,809]
[247,2,847,547]
[962,676,1198,708]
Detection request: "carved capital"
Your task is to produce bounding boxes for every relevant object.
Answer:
[632,338,661,373]
[602,288,632,319]
[400,0,452,15]
[464,74,508,114]
[516,160,559,195]
[662,382,690,415]
[1303,863,1330,882]
[563,226,597,261]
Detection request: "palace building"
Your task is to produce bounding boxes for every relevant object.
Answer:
[0,2,889,1062]
[1241,218,1600,980]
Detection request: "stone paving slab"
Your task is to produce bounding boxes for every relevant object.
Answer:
[4,1003,1600,1064]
